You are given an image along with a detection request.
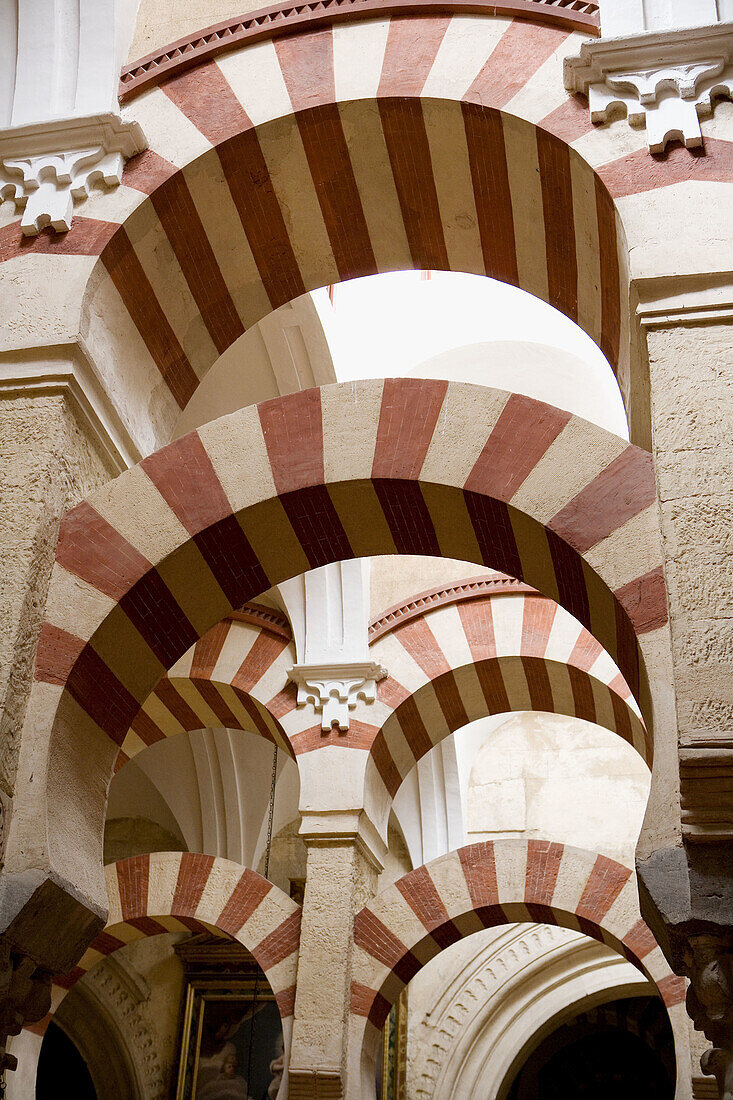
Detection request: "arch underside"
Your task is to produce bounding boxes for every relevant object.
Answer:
[350,839,685,1039]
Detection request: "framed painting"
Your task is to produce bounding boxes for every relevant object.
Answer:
[175,977,284,1100]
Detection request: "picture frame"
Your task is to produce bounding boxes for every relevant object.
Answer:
[175,971,284,1100]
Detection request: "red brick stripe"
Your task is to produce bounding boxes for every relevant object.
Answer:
[525,839,563,905]
[378,16,451,97]
[614,565,668,635]
[521,595,557,656]
[350,981,391,1028]
[594,176,621,370]
[373,378,448,480]
[371,731,403,796]
[396,865,450,931]
[163,60,252,144]
[537,130,578,323]
[256,909,302,969]
[539,96,594,144]
[56,501,151,599]
[117,855,151,920]
[173,853,215,914]
[259,388,324,494]
[123,149,177,194]
[0,217,117,264]
[576,854,631,923]
[379,98,450,271]
[217,871,272,933]
[459,842,500,908]
[150,173,245,354]
[598,137,733,199]
[192,678,244,730]
[232,631,289,692]
[550,447,655,554]
[101,229,199,409]
[458,599,497,661]
[275,28,335,110]
[354,909,410,969]
[35,624,85,686]
[393,617,449,679]
[394,695,434,761]
[66,644,143,744]
[462,105,518,285]
[657,973,686,1008]
[465,393,570,499]
[142,432,233,534]
[191,621,232,678]
[622,919,657,961]
[463,22,568,109]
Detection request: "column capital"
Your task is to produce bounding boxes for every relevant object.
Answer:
[298,810,387,873]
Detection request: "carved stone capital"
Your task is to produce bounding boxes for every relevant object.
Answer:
[0,945,53,1074]
[684,935,733,1098]
[0,113,146,235]
[564,22,733,153]
[289,661,387,732]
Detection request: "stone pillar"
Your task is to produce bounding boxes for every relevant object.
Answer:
[288,817,384,1099]
[633,276,733,1084]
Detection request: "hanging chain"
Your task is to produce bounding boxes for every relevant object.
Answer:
[246,743,278,1092]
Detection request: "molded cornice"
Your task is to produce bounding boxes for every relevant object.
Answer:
[119,0,599,103]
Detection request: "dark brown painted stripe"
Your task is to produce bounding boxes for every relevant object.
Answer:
[173,853,215,914]
[545,528,591,632]
[433,670,470,732]
[294,103,377,281]
[371,730,403,796]
[464,494,524,579]
[378,15,451,97]
[610,689,635,750]
[234,690,279,745]
[119,571,200,668]
[537,130,578,323]
[56,500,150,600]
[463,21,568,108]
[373,378,448,480]
[373,481,442,558]
[279,484,354,568]
[594,176,621,370]
[130,707,168,747]
[163,59,252,144]
[275,27,335,109]
[155,678,205,730]
[613,599,640,700]
[259,388,324,494]
[614,565,668,634]
[218,128,306,308]
[192,678,242,730]
[475,657,511,715]
[461,104,518,285]
[394,695,434,762]
[521,655,554,712]
[378,98,450,271]
[150,173,245,353]
[549,446,655,554]
[465,393,571,499]
[66,643,143,744]
[117,854,151,920]
[101,228,199,409]
[567,663,596,724]
[525,839,563,905]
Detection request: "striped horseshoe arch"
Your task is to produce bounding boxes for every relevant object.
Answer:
[349,841,686,1084]
[115,613,297,769]
[28,379,667,966]
[10,9,654,449]
[364,588,650,799]
[44,853,301,1024]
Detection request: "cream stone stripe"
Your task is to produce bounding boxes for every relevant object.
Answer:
[422,15,512,100]
[569,149,603,354]
[122,86,213,167]
[502,113,549,305]
[422,97,484,275]
[333,18,391,102]
[216,41,293,126]
[502,31,588,125]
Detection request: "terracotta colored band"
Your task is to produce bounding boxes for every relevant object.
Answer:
[119,0,599,102]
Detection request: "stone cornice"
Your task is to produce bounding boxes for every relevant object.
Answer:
[119,0,599,103]
[0,346,141,473]
[369,574,535,642]
[634,272,733,328]
[229,602,292,638]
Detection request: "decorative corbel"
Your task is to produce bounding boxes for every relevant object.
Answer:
[684,935,733,1099]
[289,661,387,732]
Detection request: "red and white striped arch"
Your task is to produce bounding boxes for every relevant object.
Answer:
[29,379,667,966]
[45,853,301,1024]
[1,10,646,442]
[115,614,297,768]
[349,840,686,1082]
[364,588,650,798]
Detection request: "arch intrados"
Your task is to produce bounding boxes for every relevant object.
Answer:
[49,852,301,1021]
[349,840,684,1087]
[371,655,650,803]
